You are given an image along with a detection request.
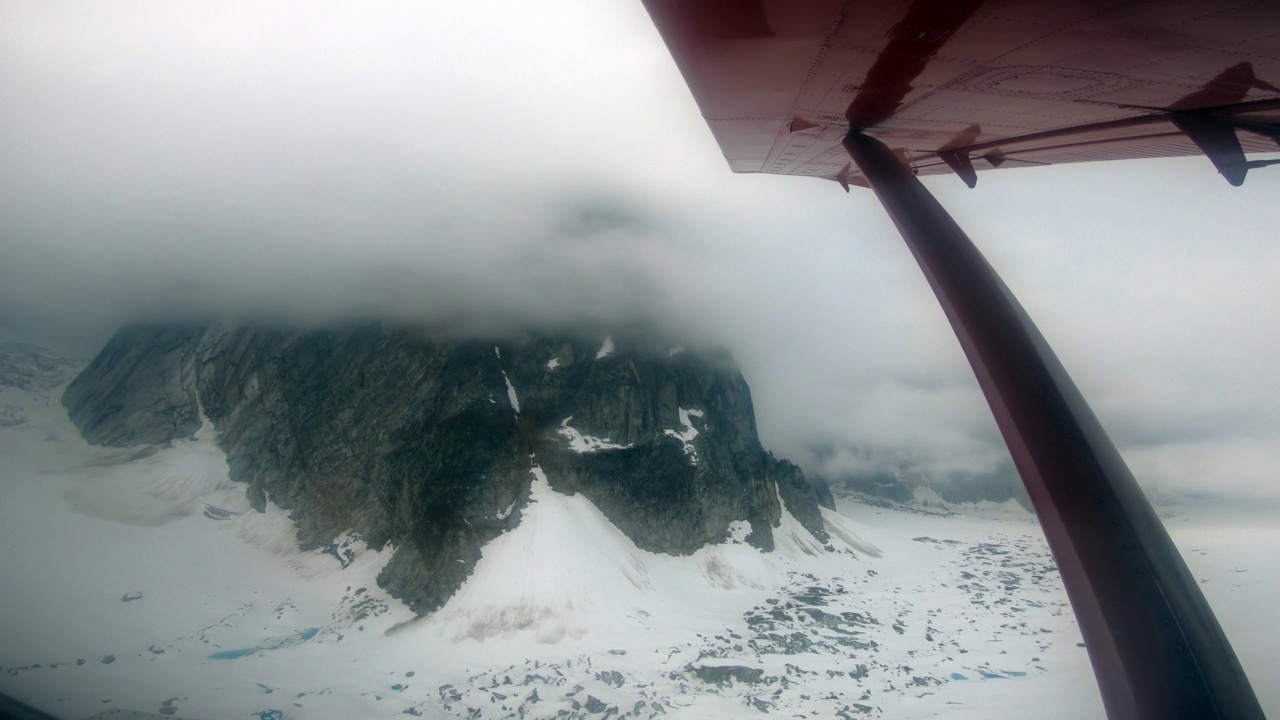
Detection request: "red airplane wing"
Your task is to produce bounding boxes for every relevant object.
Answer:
[641,4,1275,717]
[642,0,1280,187]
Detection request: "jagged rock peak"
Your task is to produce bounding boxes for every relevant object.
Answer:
[63,323,834,613]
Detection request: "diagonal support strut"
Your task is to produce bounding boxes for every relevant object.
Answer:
[842,131,1265,720]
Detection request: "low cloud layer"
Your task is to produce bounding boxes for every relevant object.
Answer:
[3,0,1279,502]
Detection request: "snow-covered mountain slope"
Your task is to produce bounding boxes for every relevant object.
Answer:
[61,325,836,613]
[2,380,1277,720]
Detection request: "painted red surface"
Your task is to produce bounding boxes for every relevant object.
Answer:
[642,0,1280,186]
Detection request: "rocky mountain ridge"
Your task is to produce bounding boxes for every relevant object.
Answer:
[62,323,834,613]
[831,466,1030,508]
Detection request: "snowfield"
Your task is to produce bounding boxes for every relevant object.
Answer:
[1,380,1277,720]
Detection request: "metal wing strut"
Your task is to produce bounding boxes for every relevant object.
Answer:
[843,131,1265,720]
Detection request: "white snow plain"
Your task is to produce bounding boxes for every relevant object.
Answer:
[1,380,1278,720]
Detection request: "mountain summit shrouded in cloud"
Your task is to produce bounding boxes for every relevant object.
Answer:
[2,0,1279,500]
[59,322,837,612]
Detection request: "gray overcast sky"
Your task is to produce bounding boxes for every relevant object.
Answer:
[3,0,1278,500]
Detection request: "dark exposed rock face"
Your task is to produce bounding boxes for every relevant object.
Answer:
[63,323,833,613]
[62,327,204,446]
[835,470,916,505]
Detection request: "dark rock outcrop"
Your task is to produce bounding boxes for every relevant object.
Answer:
[63,323,833,613]
[689,664,764,687]
[62,327,204,446]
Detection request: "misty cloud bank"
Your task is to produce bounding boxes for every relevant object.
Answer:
[3,0,1279,502]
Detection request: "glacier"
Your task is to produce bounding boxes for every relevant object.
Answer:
[2,368,1278,719]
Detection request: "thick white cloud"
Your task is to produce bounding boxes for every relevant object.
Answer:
[3,0,1279,500]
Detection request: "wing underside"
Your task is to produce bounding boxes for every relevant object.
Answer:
[642,0,1280,187]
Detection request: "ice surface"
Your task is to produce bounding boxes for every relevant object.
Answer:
[61,410,230,527]
[2,380,1277,720]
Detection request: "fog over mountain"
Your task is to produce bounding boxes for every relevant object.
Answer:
[3,0,1279,501]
